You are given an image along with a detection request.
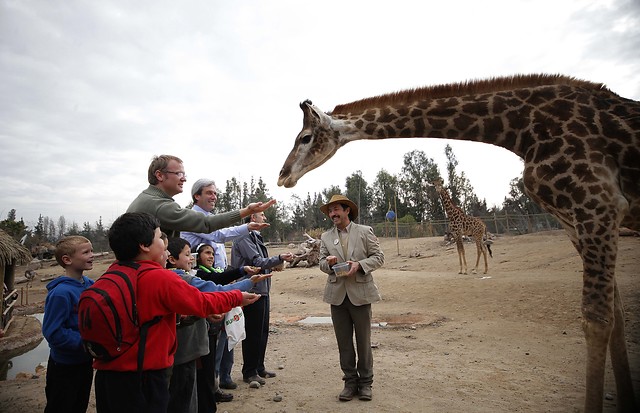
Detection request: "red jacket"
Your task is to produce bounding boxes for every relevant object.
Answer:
[92,260,242,371]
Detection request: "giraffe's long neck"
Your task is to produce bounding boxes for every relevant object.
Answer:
[436,187,460,220]
[329,78,614,161]
[331,92,541,159]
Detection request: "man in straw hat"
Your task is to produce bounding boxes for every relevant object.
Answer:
[319,194,385,402]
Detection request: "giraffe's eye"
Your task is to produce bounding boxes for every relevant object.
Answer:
[300,134,312,144]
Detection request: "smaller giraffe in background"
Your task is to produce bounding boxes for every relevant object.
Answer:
[428,179,492,274]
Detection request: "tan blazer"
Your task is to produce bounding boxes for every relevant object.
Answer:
[319,223,384,306]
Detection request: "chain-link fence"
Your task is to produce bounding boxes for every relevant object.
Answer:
[275,212,563,246]
[372,212,562,239]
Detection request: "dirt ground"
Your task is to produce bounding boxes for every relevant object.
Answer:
[0,230,638,413]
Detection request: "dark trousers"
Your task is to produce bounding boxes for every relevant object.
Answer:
[196,332,218,413]
[95,368,170,413]
[44,356,93,413]
[330,296,374,388]
[241,295,270,379]
[168,359,197,413]
[215,330,234,384]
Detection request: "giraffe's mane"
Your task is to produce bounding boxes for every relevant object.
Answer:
[331,74,609,114]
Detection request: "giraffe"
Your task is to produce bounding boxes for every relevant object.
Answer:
[277,74,639,413]
[427,178,492,275]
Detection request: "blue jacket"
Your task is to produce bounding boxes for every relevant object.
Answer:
[42,275,94,364]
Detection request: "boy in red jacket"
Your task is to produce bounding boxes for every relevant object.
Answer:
[93,212,259,413]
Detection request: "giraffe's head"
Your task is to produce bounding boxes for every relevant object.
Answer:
[277,100,343,188]
[431,179,444,190]
[424,179,444,191]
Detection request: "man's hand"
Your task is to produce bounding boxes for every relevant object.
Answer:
[244,265,262,275]
[278,252,294,262]
[247,222,270,231]
[206,314,224,323]
[345,260,361,277]
[326,255,338,266]
[241,199,277,217]
[240,292,261,306]
[249,273,272,284]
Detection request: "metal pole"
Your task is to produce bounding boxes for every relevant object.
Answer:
[394,194,399,256]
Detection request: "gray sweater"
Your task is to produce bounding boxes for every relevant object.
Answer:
[127,185,242,238]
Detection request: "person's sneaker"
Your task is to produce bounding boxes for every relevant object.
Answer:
[358,385,372,401]
[258,370,277,378]
[214,390,233,402]
[339,386,358,402]
[243,375,266,385]
[220,380,238,390]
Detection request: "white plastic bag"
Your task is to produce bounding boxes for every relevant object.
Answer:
[224,306,246,350]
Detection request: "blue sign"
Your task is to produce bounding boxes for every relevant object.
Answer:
[385,210,396,220]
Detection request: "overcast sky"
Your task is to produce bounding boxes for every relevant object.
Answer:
[1,0,639,228]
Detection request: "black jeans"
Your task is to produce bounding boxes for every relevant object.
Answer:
[168,359,197,413]
[95,368,170,413]
[241,294,270,379]
[44,356,93,413]
[196,330,218,413]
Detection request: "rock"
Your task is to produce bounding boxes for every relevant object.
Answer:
[249,380,261,388]
[35,362,47,375]
[15,372,30,380]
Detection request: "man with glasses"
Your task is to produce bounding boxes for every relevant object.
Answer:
[127,154,276,238]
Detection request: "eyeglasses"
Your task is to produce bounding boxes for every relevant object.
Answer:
[163,170,187,179]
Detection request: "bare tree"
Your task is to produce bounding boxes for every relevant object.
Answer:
[58,216,66,237]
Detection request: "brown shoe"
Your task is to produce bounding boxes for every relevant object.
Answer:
[358,385,372,401]
[258,370,277,378]
[214,390,233,402]
[243,375,266,385]
[339,386,358,401]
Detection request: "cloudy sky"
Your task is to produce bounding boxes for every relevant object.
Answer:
[1,0,639,228]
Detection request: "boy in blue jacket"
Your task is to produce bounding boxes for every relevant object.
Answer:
[42,235,95,413]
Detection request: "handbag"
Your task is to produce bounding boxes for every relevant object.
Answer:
[224,306,246,350]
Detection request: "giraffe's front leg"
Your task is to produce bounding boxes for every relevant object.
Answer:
[472,238,486,274]
[608,282,637,412]
[582,306,613,413]
[456,239,467,274]
[574,225,631,412]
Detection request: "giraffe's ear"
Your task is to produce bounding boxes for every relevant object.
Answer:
[300,99,312,108]
[300,100,326,125]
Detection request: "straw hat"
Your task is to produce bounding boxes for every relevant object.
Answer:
[320,194,359,221]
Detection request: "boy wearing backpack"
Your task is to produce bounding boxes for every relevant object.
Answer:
[42,235,95,413]
[89,212,260,413]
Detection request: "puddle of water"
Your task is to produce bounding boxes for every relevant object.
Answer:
[1,313,49,380]
[298,316,333,325]
[298,316,387,328]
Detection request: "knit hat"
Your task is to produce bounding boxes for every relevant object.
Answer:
[191,179,216,197]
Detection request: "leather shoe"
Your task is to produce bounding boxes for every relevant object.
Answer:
[339,386,358,402]
[215,390,233,402]
[220,380,237,390]
[358,385,372,401]
[243,375,266,385]
[258,370,277,378]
